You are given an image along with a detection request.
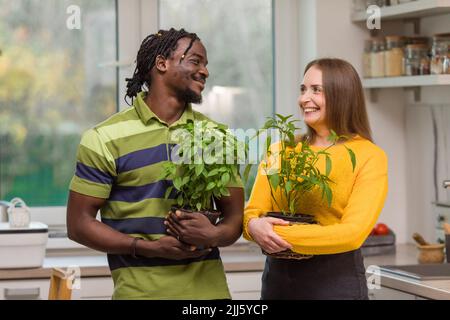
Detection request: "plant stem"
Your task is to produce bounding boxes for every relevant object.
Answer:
[263,165,285,214]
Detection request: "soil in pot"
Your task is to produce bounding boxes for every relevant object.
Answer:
[170,206,222,225]
[262,212,317,260]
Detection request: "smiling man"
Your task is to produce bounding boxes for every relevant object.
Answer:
[66,28,244,300]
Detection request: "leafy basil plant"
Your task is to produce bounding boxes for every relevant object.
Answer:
[160,120,246,212]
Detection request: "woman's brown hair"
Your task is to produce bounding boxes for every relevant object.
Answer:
[301,58,373,143]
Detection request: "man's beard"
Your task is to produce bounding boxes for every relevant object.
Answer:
[178,87,202,104]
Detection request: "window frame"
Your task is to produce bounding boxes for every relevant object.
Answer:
[30,0,300,226]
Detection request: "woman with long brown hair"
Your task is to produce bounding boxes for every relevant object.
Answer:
[243,58,388,300]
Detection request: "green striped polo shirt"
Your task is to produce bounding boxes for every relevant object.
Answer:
[69,92,243,300]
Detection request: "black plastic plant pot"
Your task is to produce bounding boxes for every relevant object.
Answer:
[266,212,317,225]
[170,206,222,225]
[262,211,317,260]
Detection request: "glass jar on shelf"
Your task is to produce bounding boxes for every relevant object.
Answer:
[371,38,386,78]
[363,39,373,78]
[384,36,405,77]
[404,44,429,76]
[431,33,450,75]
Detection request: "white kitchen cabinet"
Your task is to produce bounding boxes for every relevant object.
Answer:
[368,286,428,300]
[75,277,114,300]
[226,271,262,300]
[0,279,49,300]
[0,276,114,300]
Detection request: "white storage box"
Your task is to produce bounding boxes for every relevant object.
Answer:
[0,222,48,269]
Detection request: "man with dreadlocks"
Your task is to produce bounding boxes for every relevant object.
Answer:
[66,28,244,299]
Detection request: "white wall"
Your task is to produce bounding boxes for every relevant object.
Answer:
[289,0,409,242]
[403,13,450,242]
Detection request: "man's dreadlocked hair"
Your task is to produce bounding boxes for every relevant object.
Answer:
[124,28,200,105]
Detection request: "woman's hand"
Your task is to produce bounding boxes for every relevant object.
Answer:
[248,217,292,254]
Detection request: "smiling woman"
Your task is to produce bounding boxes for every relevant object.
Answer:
[244,58,389,300]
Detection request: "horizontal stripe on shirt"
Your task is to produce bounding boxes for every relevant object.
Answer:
[107,247,221,271]
[116,143,175,173]
[75,162,114,185]
[109,180,175,202]
[102,216,166,235]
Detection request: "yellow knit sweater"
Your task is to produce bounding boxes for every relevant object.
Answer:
[243,135,388,255]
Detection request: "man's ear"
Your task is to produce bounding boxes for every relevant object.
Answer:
[155,54,168,72]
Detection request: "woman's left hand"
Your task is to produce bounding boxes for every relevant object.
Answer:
[248,217,292,254]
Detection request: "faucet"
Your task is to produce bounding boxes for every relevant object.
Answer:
[444,180,450,189]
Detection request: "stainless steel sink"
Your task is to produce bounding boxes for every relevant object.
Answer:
[380,264,450,280]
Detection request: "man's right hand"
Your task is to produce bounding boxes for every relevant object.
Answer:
[139,236,212,260]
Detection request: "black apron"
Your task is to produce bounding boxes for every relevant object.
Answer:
[261,249,369,300]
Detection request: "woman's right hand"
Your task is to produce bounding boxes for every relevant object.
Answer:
[248,217,293,254]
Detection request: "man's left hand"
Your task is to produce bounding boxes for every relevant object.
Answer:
[165,210,218,248]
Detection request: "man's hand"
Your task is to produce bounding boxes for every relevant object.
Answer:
[248,217,292,254]
[165,210,218,248]
[140,236,212,260]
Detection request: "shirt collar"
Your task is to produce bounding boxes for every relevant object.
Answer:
[133,92,194,127]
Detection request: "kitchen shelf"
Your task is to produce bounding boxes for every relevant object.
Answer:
[363,74,450,88]
[352,0,450,22]
[363,75,450,102]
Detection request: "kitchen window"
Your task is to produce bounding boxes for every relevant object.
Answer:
[0,0,296,224]
[159,0,275,196]
[0,0,118,207]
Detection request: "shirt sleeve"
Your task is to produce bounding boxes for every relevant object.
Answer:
[69,128,117,199]
[273,149,388,255]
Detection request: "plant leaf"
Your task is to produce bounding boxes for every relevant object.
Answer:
[220,187,231,197]
[285,180,293,193]
[266,135,272,150]
[164,186,173,200]
[177,194,183,207]
[173,177,182,190]
[268,174,280,191]
[325,185,332,207]
[325,155,332,176]
[206,182,216,191]
[207,168,220,177]
[195,164,204,177]
[221,172,231,186]
[345,146,356,172]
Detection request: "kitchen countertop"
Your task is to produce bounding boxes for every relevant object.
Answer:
[364,244,450,300]
[0,242,266,281]
[1,242,449,300]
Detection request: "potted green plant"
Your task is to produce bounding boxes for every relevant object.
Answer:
[244,114,356,259]
[160,120,246,225]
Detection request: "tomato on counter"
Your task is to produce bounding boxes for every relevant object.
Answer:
[372,223,390,236]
